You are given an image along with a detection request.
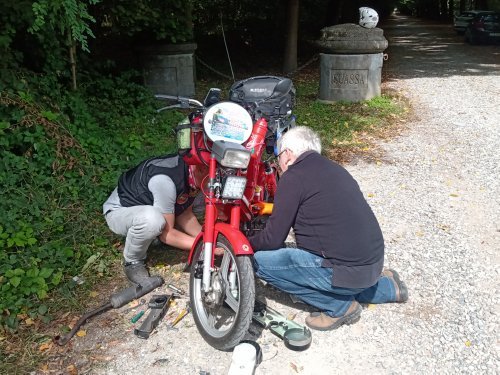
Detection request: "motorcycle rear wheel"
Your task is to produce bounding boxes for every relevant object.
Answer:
[189,234,255,351]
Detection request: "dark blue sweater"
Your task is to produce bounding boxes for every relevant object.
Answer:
[249,151,384,288]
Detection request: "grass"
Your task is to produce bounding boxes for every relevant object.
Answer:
[293,81,410,163]
[1,62,410,374]
[196,67,410,163]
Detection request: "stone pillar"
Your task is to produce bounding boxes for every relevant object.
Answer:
[141,43,197,97]
[314,24,388,103]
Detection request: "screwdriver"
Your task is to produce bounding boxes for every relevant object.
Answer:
[170,306,190,328]
[131,307,149,323]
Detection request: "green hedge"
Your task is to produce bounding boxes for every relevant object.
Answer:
[0,71,182,329]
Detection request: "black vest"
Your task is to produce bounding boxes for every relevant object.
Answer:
[117,154,188,208]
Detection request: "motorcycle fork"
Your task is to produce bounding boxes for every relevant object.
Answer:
[201,157,218,291]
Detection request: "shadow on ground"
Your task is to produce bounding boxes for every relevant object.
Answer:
[381,13,500,80]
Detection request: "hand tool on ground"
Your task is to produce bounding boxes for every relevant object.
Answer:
[167,284,186,296]
[170,305,190,328]
[123,298,146,314]
[252,299,312,351]
[130,307,148,323]
[54,276,164,345]
[134,294,172,339]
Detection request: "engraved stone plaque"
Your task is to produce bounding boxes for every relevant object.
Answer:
[330,69,368,90]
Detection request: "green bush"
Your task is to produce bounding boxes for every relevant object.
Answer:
[0,71,181,329]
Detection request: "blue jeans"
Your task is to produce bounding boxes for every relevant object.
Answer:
[253,248,397,317]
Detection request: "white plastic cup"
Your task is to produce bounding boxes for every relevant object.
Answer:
[227,342,257,375]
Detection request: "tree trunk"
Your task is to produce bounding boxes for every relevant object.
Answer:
[449,0,455,18]
[440,0,449,18]
[283,0,299,74]
[68,33,77,91]
[459,0,466,12]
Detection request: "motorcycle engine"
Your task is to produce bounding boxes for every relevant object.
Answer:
[241,215,269,238]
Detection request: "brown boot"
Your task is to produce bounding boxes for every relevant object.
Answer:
[382,268,408,303]
[305,301,362,331]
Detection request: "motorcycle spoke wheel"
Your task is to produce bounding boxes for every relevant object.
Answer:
[190,234,255,351]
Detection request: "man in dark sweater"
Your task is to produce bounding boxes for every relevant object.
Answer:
[249,126,408,331]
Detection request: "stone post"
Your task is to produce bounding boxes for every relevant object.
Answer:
[140,43,197,97]
[314,24,388,103]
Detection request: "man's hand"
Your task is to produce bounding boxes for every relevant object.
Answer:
[214,247,225,256]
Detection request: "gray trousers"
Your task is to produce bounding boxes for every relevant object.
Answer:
[105,206,165,263]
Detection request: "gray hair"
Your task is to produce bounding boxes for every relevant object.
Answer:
[278,126,322,157]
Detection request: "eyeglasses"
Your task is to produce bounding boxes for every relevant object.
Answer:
[277,149,288,159]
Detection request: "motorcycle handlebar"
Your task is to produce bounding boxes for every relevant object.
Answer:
[155,94,204,112]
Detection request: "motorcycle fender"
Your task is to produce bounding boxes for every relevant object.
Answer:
[187,231,204,265]
[215,223,254,256]
[187,223,254,265]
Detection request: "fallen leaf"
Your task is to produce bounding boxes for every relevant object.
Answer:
[69,316,80,327]
[39,342,52,352]
[25,318,35,326]
[367,193,375,198]
[450,193,459,198]
[89,291,99,298]
[290,361,303,373]
[67,364,78,375]
[437,224,450,232]
[91,355,113,361]
[39,364,49,373]
[127,300,140,309]
[368,304,376,310]
[287,313,297,321]
[76,330,86,337]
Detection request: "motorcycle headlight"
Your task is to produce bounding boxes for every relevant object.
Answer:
[212,140,251,169]
[222,176,247,199]
[176,117,191,150]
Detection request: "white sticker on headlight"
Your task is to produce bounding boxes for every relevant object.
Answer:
[204,102,253,144]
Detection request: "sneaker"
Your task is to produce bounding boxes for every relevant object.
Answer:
[123,260,150,284]
[382,268,409,303]
[305,301,362,331]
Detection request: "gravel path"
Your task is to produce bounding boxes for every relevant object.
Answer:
[64,13,499,375]
[339,14,500,374]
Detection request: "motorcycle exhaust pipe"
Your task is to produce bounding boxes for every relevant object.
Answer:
[53,276,164,345]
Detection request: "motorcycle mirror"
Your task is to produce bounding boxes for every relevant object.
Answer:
[268,78,293,100]
[204,88,222,107]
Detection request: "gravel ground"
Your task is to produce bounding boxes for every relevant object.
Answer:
[51,13,499,375]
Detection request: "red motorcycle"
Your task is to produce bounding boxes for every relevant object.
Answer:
[156,76,295,350]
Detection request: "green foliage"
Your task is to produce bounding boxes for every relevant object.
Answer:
[29,0,99,52]
[0,70,180,329]
[93,0,194,43]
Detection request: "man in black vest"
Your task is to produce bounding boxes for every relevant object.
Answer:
[249,126,408,331]
[103,154,206,284]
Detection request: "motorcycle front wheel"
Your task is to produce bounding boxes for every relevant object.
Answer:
[189,234,255,351]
